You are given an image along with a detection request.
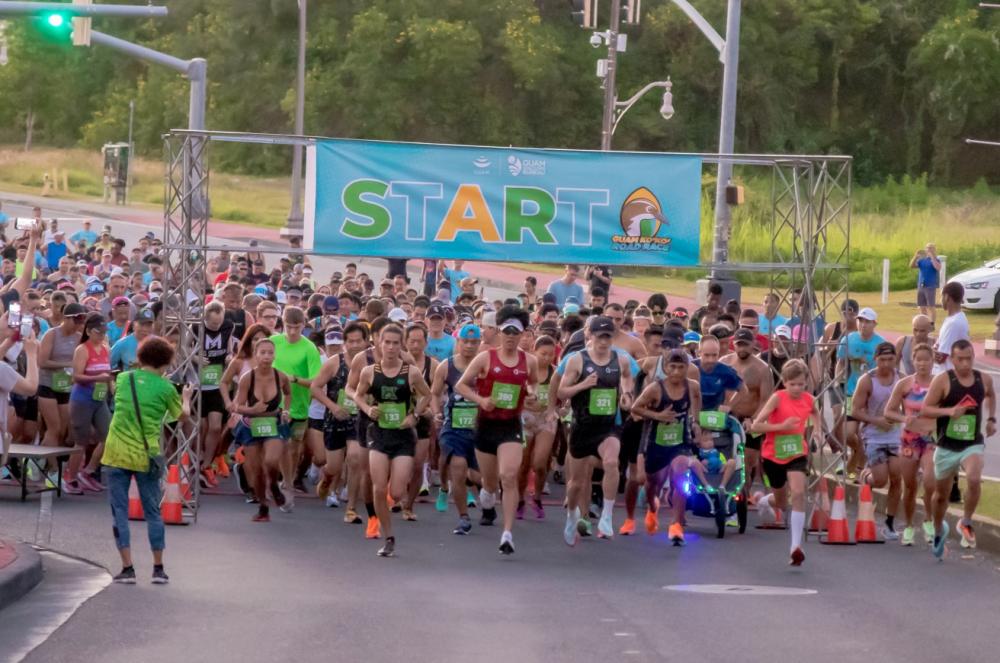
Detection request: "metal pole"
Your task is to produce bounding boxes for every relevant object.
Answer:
[126,98,133,203]
[0,2,167,17]
[600,0,622,151]
[284,0,307,238]
[709,0,741,278]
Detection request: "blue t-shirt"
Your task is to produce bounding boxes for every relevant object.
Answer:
[443,268,469,302]
[107,320,130,347]
[46,241,68,268]
[916,256,939,289]
[546,280,585,309]
[837,332,885,396]
[70,229,98,245]
[110,334,140,372]
[759,314,788,335]
[694,360,743,411]
[426,333,456,362]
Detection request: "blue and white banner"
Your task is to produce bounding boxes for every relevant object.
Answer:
[304,139,701,267]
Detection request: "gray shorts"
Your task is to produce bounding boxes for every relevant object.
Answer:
[917,286,937,307]
[865,443,899,467]
[70,398,112,446]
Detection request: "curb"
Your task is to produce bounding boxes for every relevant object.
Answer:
[0,540,43,612]
[824,480,1000,555]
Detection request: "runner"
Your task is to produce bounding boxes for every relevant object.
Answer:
[851,342,903,540]
[603,302,646,359]
[197,301,236,488]
[884,342,938,545]
[721,328,774,497]
[431,323,484,534]
[220,323,272,500]
[836,307,884,480]
[694,335,745,414]
[558,316,634,543]
[455,305,538,555]
[38,303,86,478]
[401,322,438,520]
[65,314,113,493]
[895,314,933,376]
[352,323,432,557]
[921,340,995,558]
[631,347,701,545]
[933,282,969,376]
[517,334,558,520]
[425,303,455,362]
[309,325,355,509]
[751,359,822,566]
[232,338,293,521]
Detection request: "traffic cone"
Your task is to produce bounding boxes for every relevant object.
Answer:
[809,477,831,532]
[855,483,883,544]
[127,476,144,521]
[162,464,187,526]
[821,485,856,545]
[180,452,192,501]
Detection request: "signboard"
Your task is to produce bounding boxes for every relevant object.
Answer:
[304,139,701,267]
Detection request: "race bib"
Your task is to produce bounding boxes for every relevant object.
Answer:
[249,416,279,438]
[452,403,477,430]
[536,384,550,408]
[200,364,222,387]
[699,410,726,431]
[845,396,853,415]
[655,422,684,447]
[51,370,72,393]
[337,389,358,416]
[378,402,406,429]
[774,433,804,460]
[491,382,521,410]
[589,388,617,416]
[92,382,108,401]
[946,414,976,441]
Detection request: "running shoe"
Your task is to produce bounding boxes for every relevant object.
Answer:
[453,515,472,535]
[377,536,395,557]
[325,493,340,508]
[278,487,294,513]
[901,526,915,546]
[932,521,949,559]
[201,469,218,489]
[76,470,104,492]
[577,518,592,538]
[151,567,170,585]
[435,488,449,512]
[619,518,636,536]
[418,482,430,497]
[923,521,936,545]
[847,471,858,483]
[252,506,270,522]
[789,547,805,567]
[726,516,739,528]
[644,509,659,535]
[366,516,381,539]
[270,481,285,507]
[958,521,977,549]
[306,464,321,484]
[338,487,349,502]
[113,567,136,584]
[532,498,545,520]
[881,525,899,541]
[316,476,333,500]
[542,481,551,495]
[516,502,525,520]
[668,522,685,546]
[390,504,402,514]
[499,532,515,555]
[61,478,84,495]
[597,514,614,539]
[564,513,579,546]
[245,495,258,505]
[466,493,477,508]
[480,507,496,527]
[755,493,776,524]
[402,508,417,522]
[344,508,362,525]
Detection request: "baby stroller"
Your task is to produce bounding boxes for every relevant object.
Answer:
[684,412,748,538]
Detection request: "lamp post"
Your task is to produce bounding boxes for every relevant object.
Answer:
[283,0,307,240]
[611,79,674,137]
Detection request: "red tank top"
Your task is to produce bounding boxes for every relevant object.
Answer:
[477,348,529,420]
[761,390,814,464]
[84,343,111,376]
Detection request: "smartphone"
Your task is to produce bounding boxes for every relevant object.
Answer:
[14,218,34,231]
[7,302,21,328]
[20,313,33,339]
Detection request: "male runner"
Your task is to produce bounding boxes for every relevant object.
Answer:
[721,328,774,494]
[198,301,236,487]
[694,335,744,413]
[401,323,438,520]
[456,306,538,555]
[425,303,455,362]
[921,340,995,557]
[603,302,646,359]
[837,307,884,479]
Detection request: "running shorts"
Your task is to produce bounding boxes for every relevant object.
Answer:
[762,456,808,490]
[440,428,479,471]
[474,417,523,455]
[933,444,984,480]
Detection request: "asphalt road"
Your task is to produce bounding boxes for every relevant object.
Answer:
[1,483,999,663]
[7,193,1000,478]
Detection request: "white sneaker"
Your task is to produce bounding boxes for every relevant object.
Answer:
[306,465,321,484]
[542,481,551,495]
[597,514,614,539]
[881,525,899,541]
[754,492,775,523]
[325,493,340,508]
[563,514,578,546]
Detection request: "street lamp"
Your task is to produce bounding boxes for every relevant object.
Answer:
[611,79,673,136]
[283,0,307,240]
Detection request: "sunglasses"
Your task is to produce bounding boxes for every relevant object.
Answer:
[500,328,522,336]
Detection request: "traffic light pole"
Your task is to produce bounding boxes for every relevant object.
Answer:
[0,1,166,17]
[599,0,623,152]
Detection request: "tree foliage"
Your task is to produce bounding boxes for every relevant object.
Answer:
[0,0,996,184]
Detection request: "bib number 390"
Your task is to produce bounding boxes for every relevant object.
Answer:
[491,382,520,410]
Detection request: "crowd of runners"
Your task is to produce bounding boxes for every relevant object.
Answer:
[0,212,991,579]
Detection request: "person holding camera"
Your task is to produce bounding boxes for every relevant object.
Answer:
[910,243,941,326]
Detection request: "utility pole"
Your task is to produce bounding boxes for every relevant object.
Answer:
[709,0,741,282]
[283,0,307,240]
[599,0,623,152]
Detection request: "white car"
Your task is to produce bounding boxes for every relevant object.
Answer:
[950,258,1000,311]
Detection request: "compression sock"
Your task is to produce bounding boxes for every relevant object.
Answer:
[886,515,895,531]
[601,498,615,521]
[790,510,805,551]
[364,502,376,518]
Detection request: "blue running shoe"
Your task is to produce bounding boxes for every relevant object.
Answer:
[932,521,949,560]
[435,488,448,512]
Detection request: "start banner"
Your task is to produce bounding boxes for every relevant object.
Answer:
[304,139,701,267]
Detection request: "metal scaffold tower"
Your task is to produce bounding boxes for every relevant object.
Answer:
[768,156,852,494]
[161,132,209,521]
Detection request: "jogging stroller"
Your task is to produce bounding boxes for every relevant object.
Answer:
[684,412,748,538]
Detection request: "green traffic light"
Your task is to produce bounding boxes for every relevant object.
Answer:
[46,14,66,28]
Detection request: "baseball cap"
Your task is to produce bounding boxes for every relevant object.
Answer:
[388,307,408,323]
[63,303,87,318]
[774,324,793,340]
[112,296,130,307]
[481,311,497,328]
[562,303,580,315]
[101,224,112,234]
[589,315,615,336]
[683,331,702,345]
[458,323,482,340]
[662,327,685,348]
[380,278,393,288]
[287,288,303,299]
[460,276,478,288]
[323,295,340,313]
[76,260,89,268]
[85,283,104,295]
[144,231,155,240]
[633,307,652,320]
[135,307,156,323]
[541,293,557,305]
[302,265,313,275]
[324,327,344,345]
[709,323,733,339]
[275,290,288,305]
[427,304,446,319]
[254,284,270,296]
[733,328,755,345]
[499,318,525,333]
[858,307,878,322]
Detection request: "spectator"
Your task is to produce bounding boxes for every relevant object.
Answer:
[70,220,98,246]
[545,264,585,309]
[910,243,941,326]
[0,201,8,230]
[439,260,470,303]
[46,230,70,269]
[759,292,788,335]
[108,239,129,267]
[585,264,612,297]
[690,282,723,334]
[523,275,537,305]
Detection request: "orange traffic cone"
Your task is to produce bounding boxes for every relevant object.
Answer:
[214,455,231,478]
[180,452,192,501]
[855,483,883,544]
[127,476,144,521]
[162,464,187,526]
[821,485,855,545]
[809,477,831,532]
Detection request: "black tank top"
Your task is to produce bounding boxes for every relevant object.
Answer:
[444,357,477,432]
[641,379,692,451]
[368,362,412,429]
[936,370,985,451]
[325,353,349,402]
[203,319,235,365]
[570,350,621,430]
[248,368,282,414]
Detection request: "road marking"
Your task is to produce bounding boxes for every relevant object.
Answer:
[664,584,818,596]
[614,632,635,637]
[599,617,620,623]
[623,651,642,655]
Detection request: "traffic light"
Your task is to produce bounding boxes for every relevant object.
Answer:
[571,0,597,29]
[622,0,641,25]
[73,0,94,47]
[38,11,73,40]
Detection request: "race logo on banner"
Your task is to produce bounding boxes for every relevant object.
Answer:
[304,140,701,267]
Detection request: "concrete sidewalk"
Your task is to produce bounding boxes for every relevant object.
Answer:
[0,539,43,612]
